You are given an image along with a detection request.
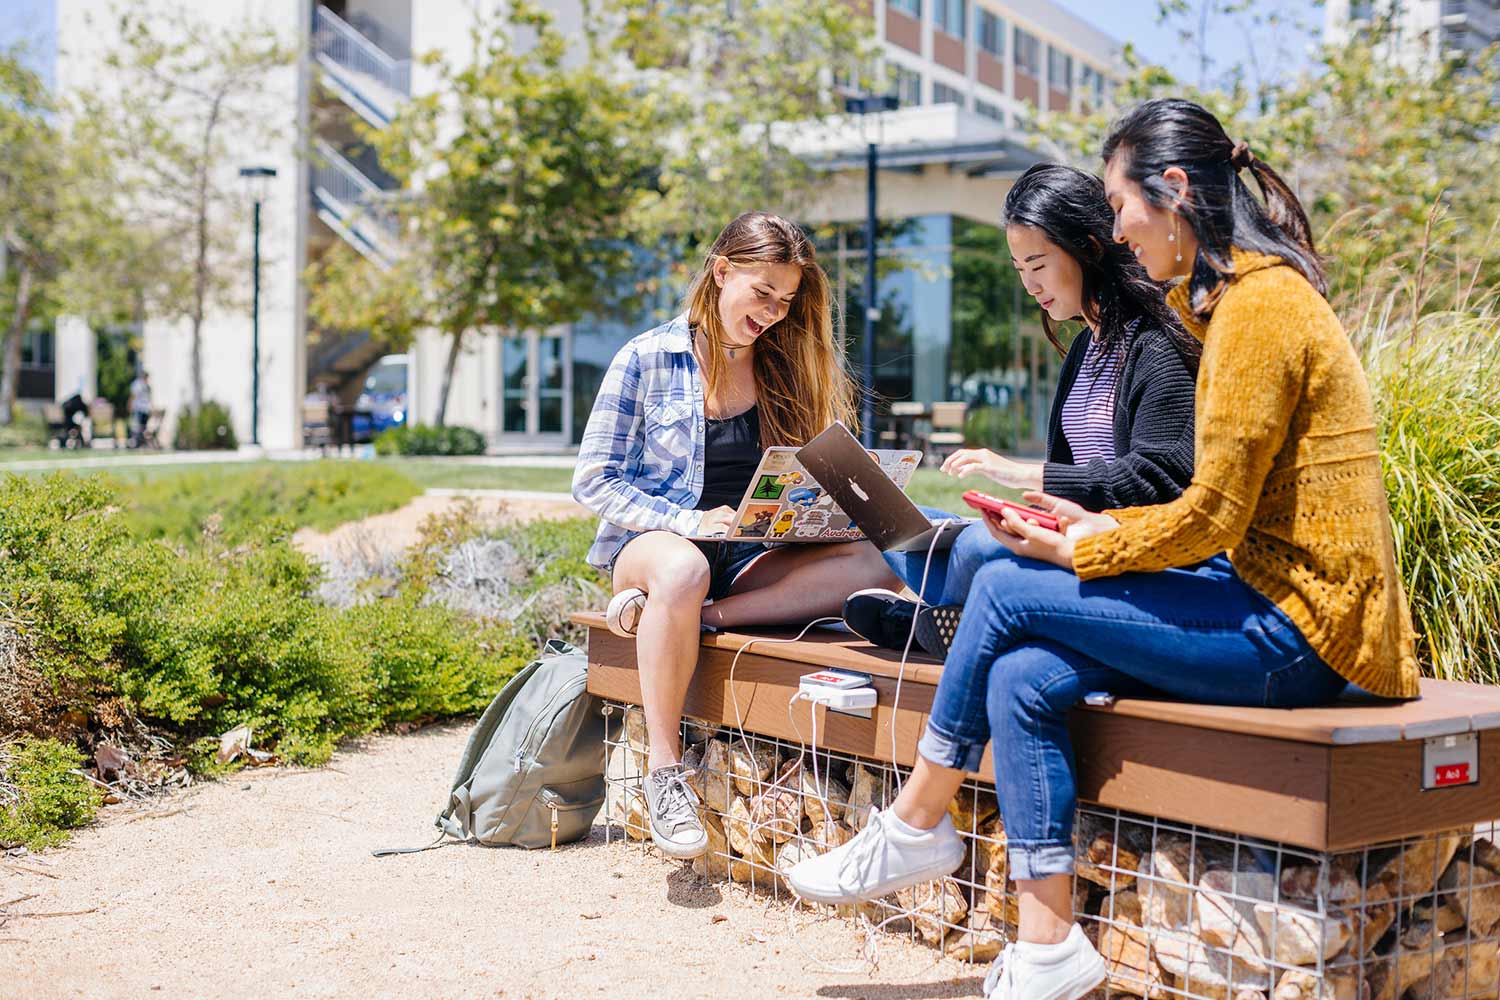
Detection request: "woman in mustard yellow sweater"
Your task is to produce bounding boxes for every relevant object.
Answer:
[786,99,1420,1000]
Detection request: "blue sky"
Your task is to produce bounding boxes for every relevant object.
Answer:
[0,0,1315,91]
[0,0,55,83]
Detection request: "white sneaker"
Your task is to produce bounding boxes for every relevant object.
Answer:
[983,924,1107,1000]
[783,806,965,905]
[606,587,647,638]
[645,764,708,859]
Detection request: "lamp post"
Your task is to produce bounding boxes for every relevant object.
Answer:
[843,94,898,447]
[238,165,277,447]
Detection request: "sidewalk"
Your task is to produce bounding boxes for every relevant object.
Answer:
[0,447,579,474]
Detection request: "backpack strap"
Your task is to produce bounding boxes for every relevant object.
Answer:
[370,831,454,858]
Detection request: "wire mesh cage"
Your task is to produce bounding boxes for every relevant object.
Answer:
[601,701,1500,998]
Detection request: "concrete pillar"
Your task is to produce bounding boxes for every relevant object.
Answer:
[53,315,97,402]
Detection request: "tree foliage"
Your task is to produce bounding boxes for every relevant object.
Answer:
[309,0,660,425]
[79,1,295,410]
[1043,19,1500,315]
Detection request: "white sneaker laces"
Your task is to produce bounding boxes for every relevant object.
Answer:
[652,769,700,834]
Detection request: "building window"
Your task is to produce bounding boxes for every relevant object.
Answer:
[1079,64,1106,106]
[933,82,966,106]
[888,0,921,18]
[20,331,54,368]
[1048,46,1073,92]
[978,10,1004,58]
[1014,27,1040,76]
[891,64,923,107]
[975,99,1004,122]
[933,0,967,39]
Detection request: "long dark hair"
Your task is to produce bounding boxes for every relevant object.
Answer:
[1002,163,1198,368]
[1102,98,1325,320]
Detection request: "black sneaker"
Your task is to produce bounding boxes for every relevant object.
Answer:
[842,589,920,650]
[914,604,964,659]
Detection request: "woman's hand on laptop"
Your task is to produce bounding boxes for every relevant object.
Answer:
[983,493,1118,571]
[940,448,1044,491]
[697,506,737,537]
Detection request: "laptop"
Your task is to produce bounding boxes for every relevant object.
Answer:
[690,437,925,543]
[795,422,972,553]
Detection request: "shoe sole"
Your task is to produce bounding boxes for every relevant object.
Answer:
[988,955,1107,1000]
[650,827,709,860]
[915,605,962,658]
[786,844,966,905]
[606,588,647,638]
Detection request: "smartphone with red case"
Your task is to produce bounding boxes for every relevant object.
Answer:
[962,490,1061,533]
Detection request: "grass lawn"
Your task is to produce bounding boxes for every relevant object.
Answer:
[0,450,1018,528]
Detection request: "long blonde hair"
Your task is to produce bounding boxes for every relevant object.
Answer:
[685,212,857,447]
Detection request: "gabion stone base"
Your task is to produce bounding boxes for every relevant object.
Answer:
[603,703,1500,999]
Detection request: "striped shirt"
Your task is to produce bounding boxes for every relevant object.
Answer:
[1059,340,1123,464]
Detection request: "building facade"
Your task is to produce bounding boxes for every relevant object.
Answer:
[1325,0,1500,71]
[435,0,1124,453]
[52,0,1121,452]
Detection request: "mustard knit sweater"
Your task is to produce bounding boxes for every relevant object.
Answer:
[1072,249,1420,699]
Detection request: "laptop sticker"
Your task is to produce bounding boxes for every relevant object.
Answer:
[751,475,786,501]
[769,510,797,539]
[736,503,781,538]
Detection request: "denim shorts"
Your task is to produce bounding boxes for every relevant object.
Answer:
[693,540,769,602]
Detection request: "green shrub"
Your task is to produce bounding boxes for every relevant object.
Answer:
[0,736,102,850]
[173,401,238,450]
[0,472,566,777]
[1357,304,1500,685]
[374,422,486,456]
[122,460,422,543]
[0,405,51,448]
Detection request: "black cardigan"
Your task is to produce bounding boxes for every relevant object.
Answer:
[1040,324,1197,510]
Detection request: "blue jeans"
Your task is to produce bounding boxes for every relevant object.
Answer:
[883,513,1005,606]
[916,551,1346,880]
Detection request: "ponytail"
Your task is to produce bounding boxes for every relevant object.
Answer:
[1103,99,1326,318]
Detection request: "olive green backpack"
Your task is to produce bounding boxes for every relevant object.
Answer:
[374,639,606,855]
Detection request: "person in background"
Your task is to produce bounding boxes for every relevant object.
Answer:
[128,370,152,448]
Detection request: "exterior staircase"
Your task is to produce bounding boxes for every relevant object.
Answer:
[307,5,411,400]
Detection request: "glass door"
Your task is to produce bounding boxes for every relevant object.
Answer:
[497,330,571,445]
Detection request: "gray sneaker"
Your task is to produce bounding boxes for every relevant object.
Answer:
[646,764,709,859]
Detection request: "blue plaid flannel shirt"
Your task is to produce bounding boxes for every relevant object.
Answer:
[573,314,709,570]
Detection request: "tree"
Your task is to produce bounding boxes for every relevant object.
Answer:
[0,49,143,425]
[1043,19,1500,315]
[312,1,663,425]
[601,0,881,283]
[309,0,883,424]
[0,49,55,424]
[79,2,295,412]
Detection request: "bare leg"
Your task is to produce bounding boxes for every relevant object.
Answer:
[1015,875,1076,944]
[889,755,967,829]
[611,532,712,772]
[701,541,900,629]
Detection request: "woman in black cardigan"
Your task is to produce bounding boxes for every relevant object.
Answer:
[846,164,1199,655]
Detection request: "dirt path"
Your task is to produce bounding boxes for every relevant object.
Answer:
[3,724,978,1000]
[293,491,588,560]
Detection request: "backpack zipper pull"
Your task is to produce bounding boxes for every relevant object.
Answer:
[549,803,559,851]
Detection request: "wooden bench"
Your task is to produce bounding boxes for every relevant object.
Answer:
[577,612,1500,852]
[580,612,1500,997]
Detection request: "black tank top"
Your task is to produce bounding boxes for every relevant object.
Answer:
[697,405,762,510]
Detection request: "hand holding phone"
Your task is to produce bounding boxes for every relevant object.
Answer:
[962,490,1061,533]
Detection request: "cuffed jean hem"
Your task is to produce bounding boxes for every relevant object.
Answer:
[916,723,986,775]
[1008,842,1075,881]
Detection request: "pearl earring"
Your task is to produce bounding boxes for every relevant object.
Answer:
[1172,216,1183,263]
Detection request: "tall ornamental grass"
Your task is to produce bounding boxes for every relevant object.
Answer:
[1351,284,1500,684]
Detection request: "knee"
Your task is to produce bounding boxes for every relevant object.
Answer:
[646,546,711,601]
[987,644,1081,725]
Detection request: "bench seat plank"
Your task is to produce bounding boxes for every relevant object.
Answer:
[571,612,1500,747]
